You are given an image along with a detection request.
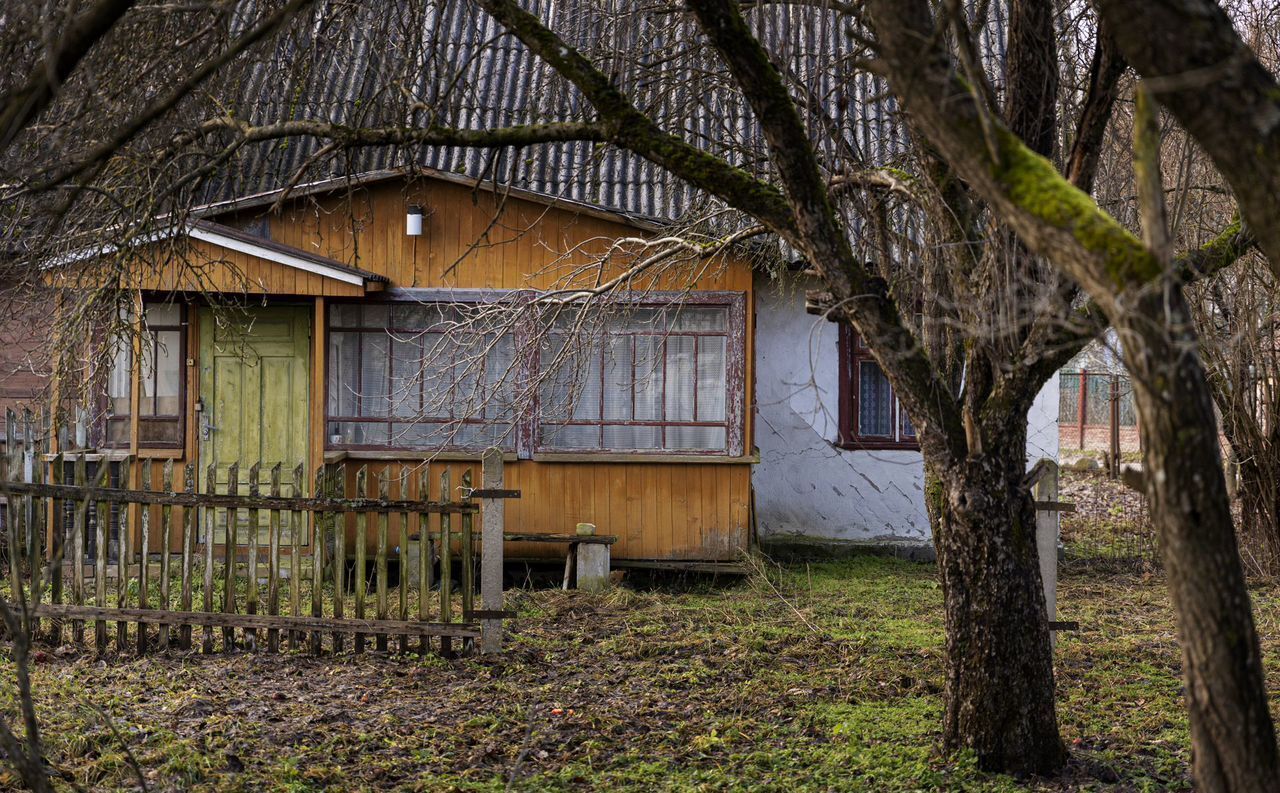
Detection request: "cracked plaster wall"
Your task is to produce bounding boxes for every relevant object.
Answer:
[753,273,1060,546]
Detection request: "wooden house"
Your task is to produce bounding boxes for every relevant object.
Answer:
[50,168,754,565]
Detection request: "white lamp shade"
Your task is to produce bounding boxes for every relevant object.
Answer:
[406,205,424,236]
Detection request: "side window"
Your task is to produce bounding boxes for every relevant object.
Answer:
[839,325,919,450]
[104,302,186,448]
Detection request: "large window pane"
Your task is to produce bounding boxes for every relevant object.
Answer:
[140,329,182,416]
[633,337,663,421]
[664,336,696,422]
[389,335,422,418]
[858,361,893,437]
[696,336,726,422]
[108,343,131,417]
[359,334,390,418]
[537,303,734,454]
[327,303,516,450]
[328,332,361,417]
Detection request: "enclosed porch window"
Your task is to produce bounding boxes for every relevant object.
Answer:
[538,305,735,454]
[103,303,186,449]
[326,303,518,450]
[324,292,745,457]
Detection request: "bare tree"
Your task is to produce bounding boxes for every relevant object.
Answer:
[127,0,1255,776]
[15,0,1278,786]
[0,2,320,788]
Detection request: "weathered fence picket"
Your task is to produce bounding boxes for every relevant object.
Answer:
[1,410,513,658]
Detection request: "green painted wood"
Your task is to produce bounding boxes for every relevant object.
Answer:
[198,306,310,546]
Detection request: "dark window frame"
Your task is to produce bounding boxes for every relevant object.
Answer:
[534,294,744,456]
[837,324,919,451]
[325,297,523,454]
[323,289,747,458]
[103,302,187,450]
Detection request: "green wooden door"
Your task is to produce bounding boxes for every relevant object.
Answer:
[199,306,311,543]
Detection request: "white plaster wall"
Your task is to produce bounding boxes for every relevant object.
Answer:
[753,273,1059,546]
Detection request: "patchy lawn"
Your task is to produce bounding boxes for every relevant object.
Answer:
[3,557,1278,791]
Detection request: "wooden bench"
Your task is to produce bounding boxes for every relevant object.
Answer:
[503,532,617,591]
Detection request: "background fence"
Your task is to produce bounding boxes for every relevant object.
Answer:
[1059,371,1141,462]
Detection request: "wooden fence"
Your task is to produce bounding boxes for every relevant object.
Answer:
[0,413,511,656]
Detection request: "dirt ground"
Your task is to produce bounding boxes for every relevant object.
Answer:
[2,557,1278,791]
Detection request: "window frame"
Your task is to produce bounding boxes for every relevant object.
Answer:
[323,289,747,459]
[324,294,524,454]
[533,291,746,457]
[102,301,187,450]
[837,324,920,451]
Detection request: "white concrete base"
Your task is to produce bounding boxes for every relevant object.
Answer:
[575,543,611,592]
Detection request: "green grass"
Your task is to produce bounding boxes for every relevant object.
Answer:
[2,556,1277,791]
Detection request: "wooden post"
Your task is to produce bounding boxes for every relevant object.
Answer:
[310,467,326,655]
[267,463,283,653]
[137,460,151,654]
[223,462,239,653]
[479,449,504,654]
[180,463,195,650]
[354,466,368,653]
[48,452,63,645]
[331,463,346,653]
[71,456,88,644]
[202,464,216,654]
[460,468,474,631]
[117,457,133,650]
[246,462,261,649]
[159,460,173,650]
[5,412,19,606]
[398,466,410,654]
[94,465,109,652]
[438,468,452,657]
[416,466,432,655]
[375,469,389,653]
[290,463,304,651]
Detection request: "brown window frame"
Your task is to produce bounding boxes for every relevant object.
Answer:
[323,289,747,458]
[103,302,186,450]
[837,324,919,451]
[533,293,745,457]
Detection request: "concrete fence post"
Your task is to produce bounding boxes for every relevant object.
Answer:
[479,449,504,653]
[1033,459,1060,650]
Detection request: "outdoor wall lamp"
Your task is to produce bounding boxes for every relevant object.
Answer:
[406,204,424,236]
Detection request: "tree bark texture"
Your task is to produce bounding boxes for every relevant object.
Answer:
[1233,452,1280,576]
[1118,281,1280,793]
[925,434,1067,775]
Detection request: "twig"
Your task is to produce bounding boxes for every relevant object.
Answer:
[741,552,824,637]
[79,702,148,792]
[504,702,537,791]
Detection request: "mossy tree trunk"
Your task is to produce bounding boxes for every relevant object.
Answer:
[1117,284,1280,792]
[924,440,1065,775]
[867,3,1280,790]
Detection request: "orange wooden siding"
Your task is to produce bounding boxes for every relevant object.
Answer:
[326,459,750,561]
[91,174,755,562]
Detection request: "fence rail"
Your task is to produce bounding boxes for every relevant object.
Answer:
[1,410,509,657]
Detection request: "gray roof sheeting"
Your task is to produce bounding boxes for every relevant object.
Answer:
[222,0,1009,221]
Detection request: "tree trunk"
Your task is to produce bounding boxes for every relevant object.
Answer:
[925,430,1066,775]
[1234,452,1280,577]
[1117,282,1280,792]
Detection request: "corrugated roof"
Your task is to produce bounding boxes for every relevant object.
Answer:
[221,1,1009,222]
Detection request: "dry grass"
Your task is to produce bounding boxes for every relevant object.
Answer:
[1,557,1277,791]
